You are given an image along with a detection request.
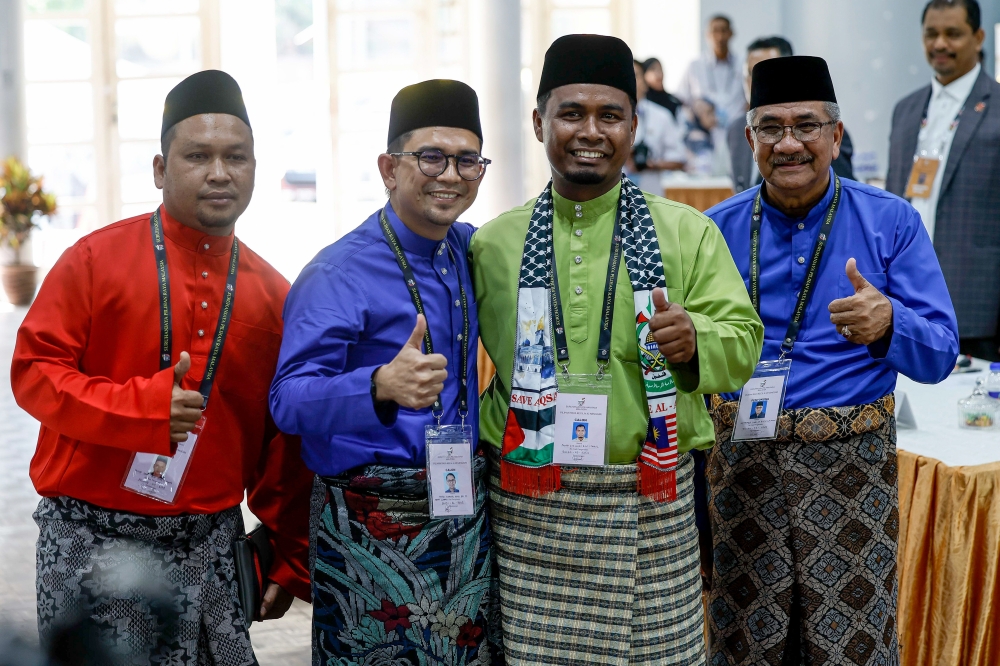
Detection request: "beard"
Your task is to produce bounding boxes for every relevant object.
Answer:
[196,206,242,228]
[563,168,606,185]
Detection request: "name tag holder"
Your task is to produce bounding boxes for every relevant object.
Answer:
[121,208,239,505]
[123,416,205,503]
[425,425,475,518]
[732,359,791,441]
[905,103,965,200]
[553,373,612,466]
[735,176,842,442]
[904,152,941,199]
[379,208,475,519]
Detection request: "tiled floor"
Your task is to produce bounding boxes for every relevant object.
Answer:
[0,306,312,665]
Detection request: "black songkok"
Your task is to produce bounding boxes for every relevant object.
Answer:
[537,34,636,101]
[387,80,483,148]
[161,70,251,138]
[749,55,837,110]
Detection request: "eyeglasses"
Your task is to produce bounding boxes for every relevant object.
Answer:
[750,121,835,144]
[389,150,492,181]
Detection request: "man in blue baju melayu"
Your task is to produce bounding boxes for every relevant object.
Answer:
[705,56,958,666]
[269,79,503,665]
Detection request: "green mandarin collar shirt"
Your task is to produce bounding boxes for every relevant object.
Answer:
[471,182,764,463]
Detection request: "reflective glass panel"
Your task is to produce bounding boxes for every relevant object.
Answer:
[121,202,161,220]
[119,141,161,203]
[26,82,93,143]
[117,77,182,140]
[27,144,97,204]
[39,206,98,231]
[116,17,200,78]
[26,0,87,13]
[276,0,313,81]
[25,20,90,81]
[550,9,611,40]
[337,0,407,9]
[115,0,199,15]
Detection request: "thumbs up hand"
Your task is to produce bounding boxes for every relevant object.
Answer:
[649,287,698,364]
[170,351,205,442]
[828,258,893,346]
[373,314,449,409]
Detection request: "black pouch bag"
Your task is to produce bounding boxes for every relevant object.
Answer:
[232,525,274,626]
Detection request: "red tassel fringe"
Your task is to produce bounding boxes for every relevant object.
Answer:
[501,459,562,497]
[637,464,676,503]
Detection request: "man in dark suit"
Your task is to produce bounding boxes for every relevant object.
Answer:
[727,36,854,193]
[887,0,1000,361]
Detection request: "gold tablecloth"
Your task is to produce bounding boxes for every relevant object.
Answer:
[898,450,1000,666]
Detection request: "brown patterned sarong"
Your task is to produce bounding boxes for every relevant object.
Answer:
[707,395,899,666]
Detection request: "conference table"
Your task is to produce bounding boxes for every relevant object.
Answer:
[894,360,999,666]
[662,175,735,212]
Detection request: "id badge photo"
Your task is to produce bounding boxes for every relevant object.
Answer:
[425,424,475,519]
[732,359,791,442]
[552,373,612,466]
[122,415,205,504]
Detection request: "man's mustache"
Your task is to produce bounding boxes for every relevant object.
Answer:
[770,154,814,167]
[930,49,956,59]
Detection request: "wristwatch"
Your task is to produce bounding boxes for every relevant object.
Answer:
[370,366,399,426]
[370,366,382,402]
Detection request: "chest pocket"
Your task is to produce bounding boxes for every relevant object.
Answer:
[837,272,888,299]
[216,320,282,401]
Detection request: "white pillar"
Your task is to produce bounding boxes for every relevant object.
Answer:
[479,0,524,220]
[0,0,25,161]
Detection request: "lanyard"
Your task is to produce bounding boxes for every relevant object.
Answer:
[378,208,470,422]
[150,207,239,409]
[918,93,966,156]
[550,200,623,378]
[750,176,841,356]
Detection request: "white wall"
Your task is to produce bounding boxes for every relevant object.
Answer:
[700,0,999,179]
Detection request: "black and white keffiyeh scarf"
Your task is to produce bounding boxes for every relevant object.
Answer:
[501,175,680,501]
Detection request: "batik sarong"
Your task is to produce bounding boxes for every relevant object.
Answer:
[313,453,503,665]
[34,496,254,666]
[707,394,900,666]
[488,447,706,666]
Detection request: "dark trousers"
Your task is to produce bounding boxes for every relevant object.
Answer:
[960,334,1000,362]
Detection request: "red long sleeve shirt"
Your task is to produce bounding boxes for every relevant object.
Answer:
[11,207,313,600]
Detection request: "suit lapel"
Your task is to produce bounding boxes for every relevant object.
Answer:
[940,71,992,196]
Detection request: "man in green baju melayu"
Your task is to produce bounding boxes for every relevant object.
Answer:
[470,34,763,666]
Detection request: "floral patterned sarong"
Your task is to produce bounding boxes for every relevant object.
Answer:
[313,453,503,665]
[33,496,254,666]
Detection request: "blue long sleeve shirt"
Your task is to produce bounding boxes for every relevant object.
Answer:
[269,203,479,476]
[707,170,959,409]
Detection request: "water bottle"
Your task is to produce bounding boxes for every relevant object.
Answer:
[986,362,1000,399]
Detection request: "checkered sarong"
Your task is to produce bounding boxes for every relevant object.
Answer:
[707,395,899,666]
[488,448,705,666]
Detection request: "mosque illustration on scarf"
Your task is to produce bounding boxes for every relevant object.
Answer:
[636,309,666,376]
[516,316,554,379]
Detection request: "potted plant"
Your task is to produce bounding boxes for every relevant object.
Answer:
[0,157,57,305]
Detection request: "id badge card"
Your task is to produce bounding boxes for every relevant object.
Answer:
[122,415,205,504]
[732,359,791,442]
[425,424,475,518]
[553,373,612,466]
[904,156,940,199]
